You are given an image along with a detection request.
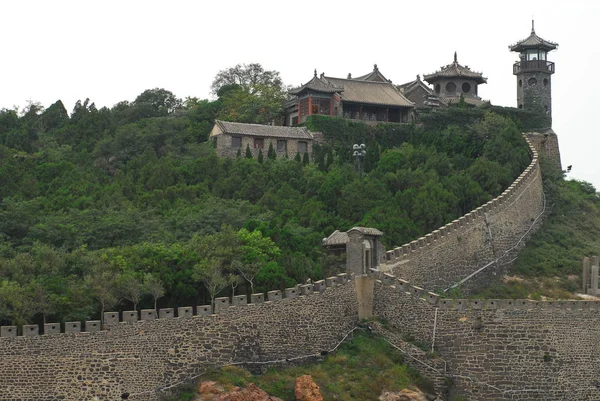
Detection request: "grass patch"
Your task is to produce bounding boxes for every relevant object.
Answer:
[184,331,423,401]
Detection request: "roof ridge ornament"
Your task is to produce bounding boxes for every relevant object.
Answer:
[531,19,535,34]
[374,64,378,71]
[454,51,457,63]
[314,69,317,77]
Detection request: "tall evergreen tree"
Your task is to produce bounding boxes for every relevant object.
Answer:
[245,144,253,159]
[267,142,276,160]
[257,149,264,164]
[302,152,309,166]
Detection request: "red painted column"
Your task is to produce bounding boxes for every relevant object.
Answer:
[308,96,313,117]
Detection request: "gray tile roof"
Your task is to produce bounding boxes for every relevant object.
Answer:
[324,76,413,107]
[353,65,391,82]
[424,53,487,84]
[215,120,313,140]
[289,74,343,95]
[398,75,433,96]
[509,30,558,52]
[322,227,383,246]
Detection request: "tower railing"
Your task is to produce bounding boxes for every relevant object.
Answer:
[513,60,555,74]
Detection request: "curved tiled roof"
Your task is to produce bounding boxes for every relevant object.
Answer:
[289,73,343,95]
[324,76,413,107]
[509,22,558,52]
[322,227,384,246]
[214,120,313,140]
[424,53,487,85]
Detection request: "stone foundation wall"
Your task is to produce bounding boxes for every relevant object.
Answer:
[0,275,358,401]
[525,130,562,169]
[373,276,600,401]
[381,138,545,292]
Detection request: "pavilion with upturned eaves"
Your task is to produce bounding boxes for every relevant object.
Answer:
[284,65,415,126]
[423,52,487,107]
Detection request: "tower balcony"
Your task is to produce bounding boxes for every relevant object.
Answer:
[513,60,555,74]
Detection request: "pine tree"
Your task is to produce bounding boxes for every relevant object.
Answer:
[236,148,242,158]
[245,144,252,159]
[302,152,309,166]
[294,152,301,162]
[257,149,264,164]
[267,142,276,160]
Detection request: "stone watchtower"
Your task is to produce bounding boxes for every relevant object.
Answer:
[510,21,558,120]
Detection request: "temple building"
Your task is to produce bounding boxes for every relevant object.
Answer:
[423,53,487,106]
[285,65,414,126]
[397,75,443,109]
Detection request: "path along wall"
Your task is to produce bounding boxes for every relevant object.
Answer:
[381,138,545,292]
[373,274,600,401]
[0,274,358,401]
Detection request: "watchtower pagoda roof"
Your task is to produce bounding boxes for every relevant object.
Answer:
[423,52,487,85]
[509,20,558,52]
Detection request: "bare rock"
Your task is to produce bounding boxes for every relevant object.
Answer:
[197,381,226,400]
[213,383,283,401]
[295,375,323,401]
[379,388,429,401]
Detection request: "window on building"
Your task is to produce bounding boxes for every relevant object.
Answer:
[254,138,264,149]
[231,136,242,148]
[461,82,471,93]
[298,141,307,153]
[277,140,287,152]
[291,116,298,126]
[445,82,456,92]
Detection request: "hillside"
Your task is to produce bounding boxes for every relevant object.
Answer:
[472,158,600,299]
[0,94,534,325]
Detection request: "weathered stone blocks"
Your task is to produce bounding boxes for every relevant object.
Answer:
[159,308,174,318]
[267,290,282,301]
[122,310,138,323]
[23,325,38,337]
[214,298,230,313]
[104,312,119,324]
[141,309,157,320]
[85,321,101,332]
[197,305,212,316]
[178,307,193,318]
[64,322,81,333]
[251,293,265,303]
[0,326,17,337]
[284,287,299,299]
[44,323,60,335]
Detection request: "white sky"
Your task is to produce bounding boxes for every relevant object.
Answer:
[1,0,598,190]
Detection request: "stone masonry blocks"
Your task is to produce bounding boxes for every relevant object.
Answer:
[23,325,39,337]
[300,284,313,296]
[44,323,60,335]
[64,322,81,333]
[0,326,17,337]
[123,311,138,323]
[159,308,174,318]
[197,305,212,316]
[214,298,230,313]
[325,276,337,287]
[232,295,247,306]
[313,280,326,292]
[251,293,265,303]
[284,287,299,299]
[141,309,157,321]
[178,307,193,318]
[267,290,282,301]
[85,321,101,332]
[104,312,119,324]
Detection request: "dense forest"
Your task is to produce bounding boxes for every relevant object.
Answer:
[0,64,534,326]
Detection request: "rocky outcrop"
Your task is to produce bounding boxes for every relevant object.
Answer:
[379,389,430,401]
[197,381,283,401]
[294,375,323,401]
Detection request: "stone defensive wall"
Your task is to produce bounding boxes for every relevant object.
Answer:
[0,274,358,401]
[372,271,600,401]
[380,137,545,292]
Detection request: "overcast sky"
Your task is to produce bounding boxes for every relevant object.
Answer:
[1,0,598,190]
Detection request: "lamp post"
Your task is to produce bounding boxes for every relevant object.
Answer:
[353,143,366,178]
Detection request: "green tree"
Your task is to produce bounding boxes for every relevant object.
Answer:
[257,149,264,164]
[245,144,253,159]
[267,142,276,160]
[143,273,165,310]
[117,272,144,310]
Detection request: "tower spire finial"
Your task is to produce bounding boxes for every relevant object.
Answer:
[531,19,535,34]
[314,69,317,77]
[454,51,457,63]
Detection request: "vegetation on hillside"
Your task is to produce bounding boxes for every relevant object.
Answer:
[471,158,600,300]
[0,63,535,325]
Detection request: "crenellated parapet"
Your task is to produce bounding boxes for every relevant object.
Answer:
[370,268,600,312]
[380,136,545,291]
[0,273,354,338]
